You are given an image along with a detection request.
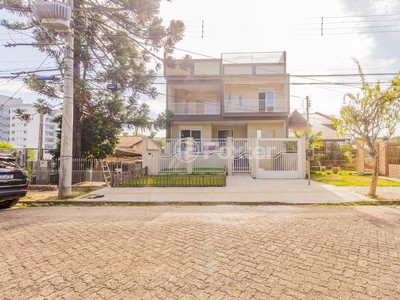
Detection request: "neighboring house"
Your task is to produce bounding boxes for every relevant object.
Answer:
[288,110,351,151]
[163,52,290,139]
[114,134,160,158]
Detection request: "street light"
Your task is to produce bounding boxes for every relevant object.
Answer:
[31,0,74,197]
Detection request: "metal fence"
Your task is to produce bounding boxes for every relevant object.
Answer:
[27,158,142,185]
[111,167,148,187]
[160,138,228,173]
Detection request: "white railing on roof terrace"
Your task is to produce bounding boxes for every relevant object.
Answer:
[222,52,285,65]
[168,102,220,115]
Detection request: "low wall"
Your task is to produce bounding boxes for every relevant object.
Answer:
[389,164,400,179]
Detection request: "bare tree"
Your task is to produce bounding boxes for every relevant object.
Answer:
[333,59,400,197]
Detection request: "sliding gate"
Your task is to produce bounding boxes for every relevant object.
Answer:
[256,138,303,178]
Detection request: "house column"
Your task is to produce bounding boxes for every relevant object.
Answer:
[187,137,193,174]
[377,139,386,176]
[142,137,160,175]
[227,137,233,175]
[250,137,257,178]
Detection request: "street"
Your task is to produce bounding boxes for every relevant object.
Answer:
[1,205,400,299]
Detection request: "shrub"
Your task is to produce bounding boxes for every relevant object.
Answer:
[332,167,341,174]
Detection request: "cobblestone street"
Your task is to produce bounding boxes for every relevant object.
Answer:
[1,205,400,299]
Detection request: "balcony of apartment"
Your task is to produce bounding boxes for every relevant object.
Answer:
[223,77,290,116]
[224,95,288,115]
[168,101,220,115]
[167,82,221,117]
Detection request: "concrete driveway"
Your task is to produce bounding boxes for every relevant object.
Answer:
[73,176,388,204]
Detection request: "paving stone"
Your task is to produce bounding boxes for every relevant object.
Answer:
[1,206,400,299]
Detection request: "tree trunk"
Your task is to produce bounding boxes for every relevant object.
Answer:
[368,155,379,197]
[73,104,82,158]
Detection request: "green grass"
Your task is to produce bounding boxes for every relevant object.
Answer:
[311,171,400,187]
[160,168,225,173]
[116,174,226,187]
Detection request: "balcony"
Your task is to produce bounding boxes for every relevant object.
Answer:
[224,97,288,114]
[168,102,220,115]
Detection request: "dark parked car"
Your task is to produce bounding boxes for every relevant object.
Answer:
[0,155,29,209]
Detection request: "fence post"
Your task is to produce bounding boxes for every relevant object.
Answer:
[227,137,233,175]
[356,140,365,175]
[187,137,193,174]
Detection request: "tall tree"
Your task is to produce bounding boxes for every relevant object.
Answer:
[1,0,185,157]
[333,59,400,197]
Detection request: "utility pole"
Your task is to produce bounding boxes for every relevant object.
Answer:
[306,96,311,185]
[38,110,44,161]
[58,0,74,198]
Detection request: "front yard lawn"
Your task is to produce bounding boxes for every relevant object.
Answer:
[311,171,400,187]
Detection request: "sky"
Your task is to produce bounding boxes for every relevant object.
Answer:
[1,0,400,135]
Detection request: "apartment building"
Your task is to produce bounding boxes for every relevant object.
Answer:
[0,94,59,152]
[163,51,290,139]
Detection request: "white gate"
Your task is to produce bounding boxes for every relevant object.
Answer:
[232,138,251,172]
[256,138,303,178]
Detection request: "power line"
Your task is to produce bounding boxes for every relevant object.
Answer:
[1,53,51,107]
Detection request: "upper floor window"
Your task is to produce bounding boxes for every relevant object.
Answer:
[227,93,232,104]
[267,92,275,112]
[238,95,243,107]
[259,92,275,112]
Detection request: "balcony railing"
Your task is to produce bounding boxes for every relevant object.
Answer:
[224,99,288,113]
[168,102,220,115]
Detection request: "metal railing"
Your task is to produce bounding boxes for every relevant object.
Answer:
[111,167,147,187]
[257,139,298,172]
[160,139,228,173]
[233,139,251,172]
[168,102,220,115]
[27,158,142,185]
[224,98,288,113]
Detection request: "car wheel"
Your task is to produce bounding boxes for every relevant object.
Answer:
[0,198,19,209]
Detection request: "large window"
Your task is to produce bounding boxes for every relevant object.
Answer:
[259,92,275,112]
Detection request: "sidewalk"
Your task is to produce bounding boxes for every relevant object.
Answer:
[20,175,399,205]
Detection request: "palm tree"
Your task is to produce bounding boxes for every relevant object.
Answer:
[125,103,151,136]
[153,109,175,138]
[15,98,52,160]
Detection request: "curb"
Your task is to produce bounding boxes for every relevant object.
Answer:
[18,200,400,206]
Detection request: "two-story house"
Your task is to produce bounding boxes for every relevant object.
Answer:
[163,51,290,140]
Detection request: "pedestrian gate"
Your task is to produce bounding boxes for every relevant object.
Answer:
[232,139,251,172]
